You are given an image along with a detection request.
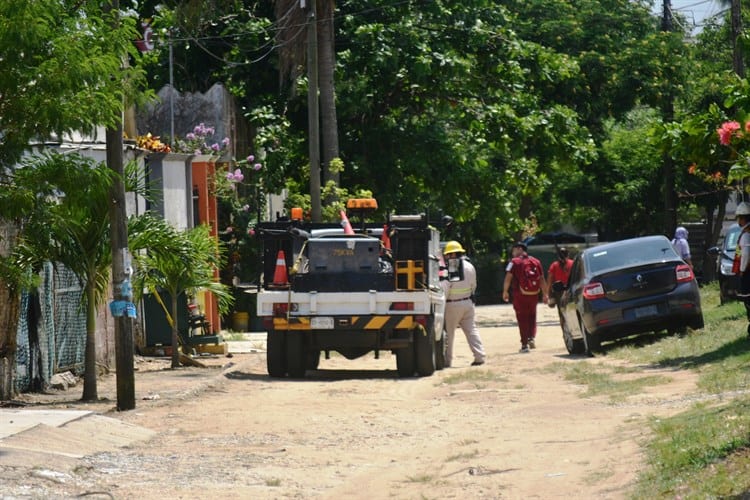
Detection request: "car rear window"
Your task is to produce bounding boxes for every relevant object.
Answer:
[586,239,678,274]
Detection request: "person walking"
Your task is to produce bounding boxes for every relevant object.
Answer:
[442,240,486,367]
[671,226,692,269]
[502,242,548,352]
[733,202,750,340]
[545,247,573,308]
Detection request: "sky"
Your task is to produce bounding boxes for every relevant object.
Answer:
[657,0,728,33]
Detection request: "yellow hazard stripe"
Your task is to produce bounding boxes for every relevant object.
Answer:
[273,317,311,330]
[272,315,415,330]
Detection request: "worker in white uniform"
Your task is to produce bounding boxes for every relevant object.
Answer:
[442,240,486,367]
[733,202,750,339]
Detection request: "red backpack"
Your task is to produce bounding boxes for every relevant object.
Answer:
[515,256,542,295]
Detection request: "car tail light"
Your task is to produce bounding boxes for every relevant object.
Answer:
[273,302,298,316]
[583,282,605,300]
[415,315,427,326]
[675,264,694,283]
[390,302,414,311]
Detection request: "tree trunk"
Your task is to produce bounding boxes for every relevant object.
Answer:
[81,279,98,401]
[318,0,340,201]
[0,222,20,400]
[171,292,180,368]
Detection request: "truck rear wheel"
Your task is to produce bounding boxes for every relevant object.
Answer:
[395,346,415,377]
[267,330,286,377]
[306,350,321,370]
[286,332,307,378]
[435,332,446,370]
[414,324,435,376]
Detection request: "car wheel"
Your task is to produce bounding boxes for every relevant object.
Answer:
[580,319,600,356]
[561,314,585,355]
[689,314,705,331]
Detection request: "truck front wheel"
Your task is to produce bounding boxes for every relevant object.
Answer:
[267,330,286,377]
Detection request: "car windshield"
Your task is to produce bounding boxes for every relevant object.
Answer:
[724,227,741,251]
[586,239,678,274]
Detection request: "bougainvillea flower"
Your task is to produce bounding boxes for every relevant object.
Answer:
[718,121,741,146]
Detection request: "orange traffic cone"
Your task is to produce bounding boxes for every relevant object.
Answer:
[381,223,392,255]
[271,250,289,287]
[340,210,355,235]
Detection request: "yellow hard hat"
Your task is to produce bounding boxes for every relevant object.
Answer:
[444,241,465,254]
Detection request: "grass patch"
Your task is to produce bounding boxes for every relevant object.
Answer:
[545,362,671,401]
[587,284,750,497]
[633,398,750,498]
[441,369,507,387]
[404,473,436,483]
[446,449,480,462]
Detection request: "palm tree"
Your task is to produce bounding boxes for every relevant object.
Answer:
[12,152,117,401]
[129,216,233,368]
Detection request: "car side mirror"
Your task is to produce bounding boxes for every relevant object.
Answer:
[706,246,719,256]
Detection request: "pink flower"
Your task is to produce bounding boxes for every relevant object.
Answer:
[246,154,255,162]
[718,121,741,146]
[247,228,255,236]
[186,132,196,140]
[225,226,233,233]
[222,137,230,146]
[233,169,244,182]
[211,143,220,152]
[253,163,262,171]
[226,171,235,181]
[242,204,250,211]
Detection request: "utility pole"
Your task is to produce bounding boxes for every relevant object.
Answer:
[662,0,677,234]
[306,0,322,222]
[106,0,135,411]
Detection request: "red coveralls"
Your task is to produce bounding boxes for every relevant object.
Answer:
[507,255,543,347]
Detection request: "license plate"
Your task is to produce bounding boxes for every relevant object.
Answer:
[311,317,334,329]
[634,305,658,319]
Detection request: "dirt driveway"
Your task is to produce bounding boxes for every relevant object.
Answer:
[1,304,699,499]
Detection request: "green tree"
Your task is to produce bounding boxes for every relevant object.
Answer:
[0,0,146,401]
[333,0,595,247]
[129,217,233,368]
[10,153,118,401]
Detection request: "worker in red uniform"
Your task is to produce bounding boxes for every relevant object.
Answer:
[545,247,573,308]
[502,242,548,353]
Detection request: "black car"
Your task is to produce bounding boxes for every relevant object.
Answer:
[558,235,704,355]
[707,224,741,304]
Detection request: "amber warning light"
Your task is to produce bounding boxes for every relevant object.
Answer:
[346,198,378,210]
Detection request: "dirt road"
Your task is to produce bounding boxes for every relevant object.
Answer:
[1,304,699,499]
